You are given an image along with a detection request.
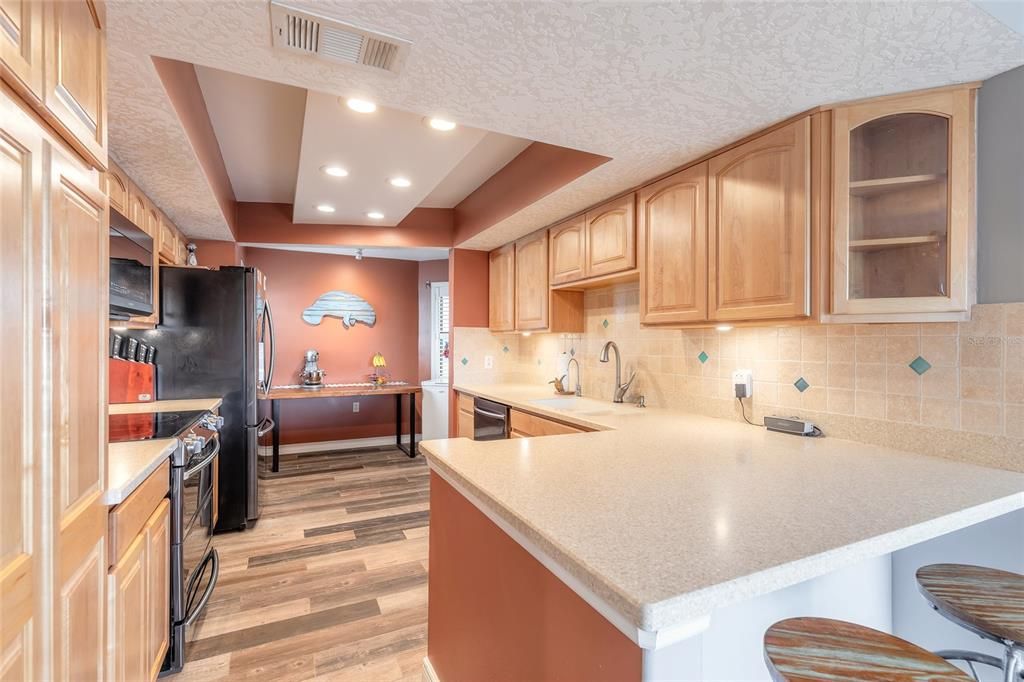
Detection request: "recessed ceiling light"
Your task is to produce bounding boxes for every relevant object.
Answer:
[321,165,348,177]
[316,204,336,213]
[366,211,384,220]
[345,98,377,114]
[388,177,411,188]
[427,117,456,132]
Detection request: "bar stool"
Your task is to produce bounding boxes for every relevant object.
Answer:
[917,563,1024,682]
[764,617,973,681]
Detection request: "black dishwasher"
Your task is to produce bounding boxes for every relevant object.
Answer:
[473,397,510,440]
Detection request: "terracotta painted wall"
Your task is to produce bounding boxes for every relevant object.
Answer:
[192,239,243,268]
[418,259,449,382]
[446,249,491,435]
[243,247,420,444]
[236,203,455,248]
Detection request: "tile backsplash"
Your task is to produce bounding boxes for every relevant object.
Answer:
[453,283,1023,471]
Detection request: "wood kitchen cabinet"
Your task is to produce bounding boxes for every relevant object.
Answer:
[107,465,170,682]
[1,0,107,169]
[488,243,516,332]
[708,117,811,321]
[509,409,588,438]
[456,392,475,439]
[106,160,129,215]
[2,12,109,680]
[109,529,149,682]
[42,0,108,169]
[585,194,636,279]
[4,63,109,682]
[549,216,587,285]
[490,229,583,333]
[546,195,637,287]
[830,87,975,321]
[159,212,178,263]
[1,0,44,103]
[639,162,709,324]
[515,230,549,330]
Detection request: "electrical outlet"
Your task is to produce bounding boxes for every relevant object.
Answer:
[352,401,360,413]
[484,355,494,369]
[732,369,753,398]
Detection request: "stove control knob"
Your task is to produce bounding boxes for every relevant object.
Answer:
[201,415,224,431]
[183,435,206,456]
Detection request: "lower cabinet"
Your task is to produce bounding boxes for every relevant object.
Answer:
[456,392,475,439]
[109,529,149,682]
[107,468,170,682]
[509,409,588,438]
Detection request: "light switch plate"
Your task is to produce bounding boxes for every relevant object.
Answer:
[352,401,360,413]
[484,355,494,369]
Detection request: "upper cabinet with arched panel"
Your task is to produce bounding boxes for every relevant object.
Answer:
[831,89,975,321]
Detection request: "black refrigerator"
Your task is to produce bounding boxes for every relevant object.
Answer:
[142,266,276,531]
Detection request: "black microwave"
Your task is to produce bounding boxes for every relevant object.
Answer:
[109,208,154,320]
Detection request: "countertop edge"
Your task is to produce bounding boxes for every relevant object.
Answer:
[103,439,176,506]
[109,397,223,415]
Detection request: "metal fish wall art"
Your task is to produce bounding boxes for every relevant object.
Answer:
[302,291,377,328]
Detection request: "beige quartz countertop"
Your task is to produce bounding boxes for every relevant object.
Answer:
[109,397,223,414]
[422,383,1024,640]
[105,438,176,505]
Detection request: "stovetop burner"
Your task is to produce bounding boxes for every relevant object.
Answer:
[109,409,206,443]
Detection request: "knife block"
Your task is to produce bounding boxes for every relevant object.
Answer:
[109,358,155,403]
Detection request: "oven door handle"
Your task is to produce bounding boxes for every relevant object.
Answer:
[183,438,220,481]
[184,549,219,627]
[256,417,275,438]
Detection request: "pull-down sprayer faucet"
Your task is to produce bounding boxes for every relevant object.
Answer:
[599,341,636,403]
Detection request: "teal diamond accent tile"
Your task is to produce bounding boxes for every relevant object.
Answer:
[909,356,932,375]
[460,357,469,366]
[794,377,810,393]
[697,351,709,364]
[502,345,510,353]
[602,319,609,328]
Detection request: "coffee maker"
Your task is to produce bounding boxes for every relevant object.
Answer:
[300,349,326,387]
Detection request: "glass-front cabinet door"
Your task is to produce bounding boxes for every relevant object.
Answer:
[831,88,975,319]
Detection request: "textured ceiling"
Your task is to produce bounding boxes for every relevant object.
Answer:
[107,1,1024,245]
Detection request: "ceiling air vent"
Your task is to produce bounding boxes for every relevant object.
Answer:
[269,2,410,75]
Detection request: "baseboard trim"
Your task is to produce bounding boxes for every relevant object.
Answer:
[422,656,440,682]
[261,435,423,456]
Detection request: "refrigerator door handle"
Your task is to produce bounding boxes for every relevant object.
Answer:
[256,417,275,438]
[264,299,276,395]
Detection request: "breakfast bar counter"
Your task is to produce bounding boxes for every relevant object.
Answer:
[420,383,1024,681]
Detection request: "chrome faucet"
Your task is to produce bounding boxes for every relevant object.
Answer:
[566,357,582,397]
[599,341,636,403]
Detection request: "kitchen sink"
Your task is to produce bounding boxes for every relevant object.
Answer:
[529,397,587,410]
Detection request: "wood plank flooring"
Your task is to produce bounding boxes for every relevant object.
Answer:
[180,447,429,681]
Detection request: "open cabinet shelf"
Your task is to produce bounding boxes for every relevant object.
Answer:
[848,234,944,252]
[849,173,946,196]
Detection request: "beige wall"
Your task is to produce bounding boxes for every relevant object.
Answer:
[453,285,1024,471]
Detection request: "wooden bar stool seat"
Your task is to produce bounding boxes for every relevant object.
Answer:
[764,617,973,681]
[916,563,1024,681]
[917,564,1024,645]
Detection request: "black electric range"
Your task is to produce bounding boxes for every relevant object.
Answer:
[108,407,221,676]
[108,410,206,443]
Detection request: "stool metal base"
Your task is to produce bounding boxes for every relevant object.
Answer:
[935,649,1006,681]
